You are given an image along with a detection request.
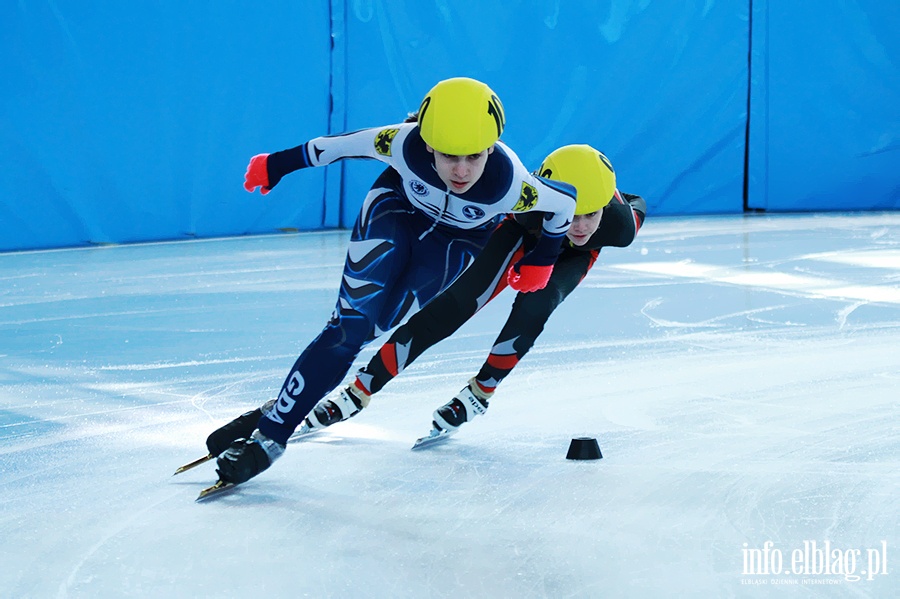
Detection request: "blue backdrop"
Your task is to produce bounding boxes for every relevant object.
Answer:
[747,0,900,211]
[1,1,898,252]
[1,2,332,251]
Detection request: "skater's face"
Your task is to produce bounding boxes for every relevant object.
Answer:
[427,145,494,194]
[566,209,603,246]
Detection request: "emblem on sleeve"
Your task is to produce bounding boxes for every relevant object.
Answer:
[513,182,538,212]
[375,128,399,156]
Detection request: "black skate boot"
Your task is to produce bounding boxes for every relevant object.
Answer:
[215,429,285,485]
[432,379,492,433]
[206,399,275,456]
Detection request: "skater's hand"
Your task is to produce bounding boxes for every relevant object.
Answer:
[244,153,278,195]
[244,146,311,194]
[507,263,553,292]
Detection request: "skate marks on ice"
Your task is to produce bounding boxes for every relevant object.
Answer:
[1,215,899,597]
[56,487,185,598]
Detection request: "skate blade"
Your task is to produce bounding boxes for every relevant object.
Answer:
[412,428,455,450]
[173,454,214,475]
[196,480,236,501]
[179,424,314,478]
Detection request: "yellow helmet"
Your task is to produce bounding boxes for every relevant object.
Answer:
[538,145,616,215]
[417,77,505,155]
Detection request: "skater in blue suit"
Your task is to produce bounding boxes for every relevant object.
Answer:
[206,77,577,487]
[303,145,646,445]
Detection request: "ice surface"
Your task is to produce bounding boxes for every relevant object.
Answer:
[1,213,897,598]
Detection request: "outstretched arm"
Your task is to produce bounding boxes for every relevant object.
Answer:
[244,123,415,194]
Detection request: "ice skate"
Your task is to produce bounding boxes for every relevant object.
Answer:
[431,378,491,433]
[412,379,491,449]
[213,429,285,487]
[300,384,370,433]
[205,399,276,457]
[174,399,275,475]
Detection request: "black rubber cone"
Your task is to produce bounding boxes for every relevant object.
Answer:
[566,437,603,460]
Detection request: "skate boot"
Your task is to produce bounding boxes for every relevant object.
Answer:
[432,378,492,433]
[205,399,276,456]
[216,429,285,485]
[301,384,371,433]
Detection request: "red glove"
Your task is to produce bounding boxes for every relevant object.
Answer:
[243,153,272,194]
[507,263,553,292]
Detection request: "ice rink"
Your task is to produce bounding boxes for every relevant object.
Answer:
[1,213,897,598]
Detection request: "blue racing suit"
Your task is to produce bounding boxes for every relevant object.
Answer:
[256,123,576,444]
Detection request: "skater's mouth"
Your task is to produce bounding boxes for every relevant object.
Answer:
[568,232,589,244]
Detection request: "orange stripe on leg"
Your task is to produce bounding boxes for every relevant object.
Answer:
[379,343,399,377]
[487,353,519,370]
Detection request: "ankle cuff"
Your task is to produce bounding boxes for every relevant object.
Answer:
[469,378,494,401]
[347,384,371,408]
